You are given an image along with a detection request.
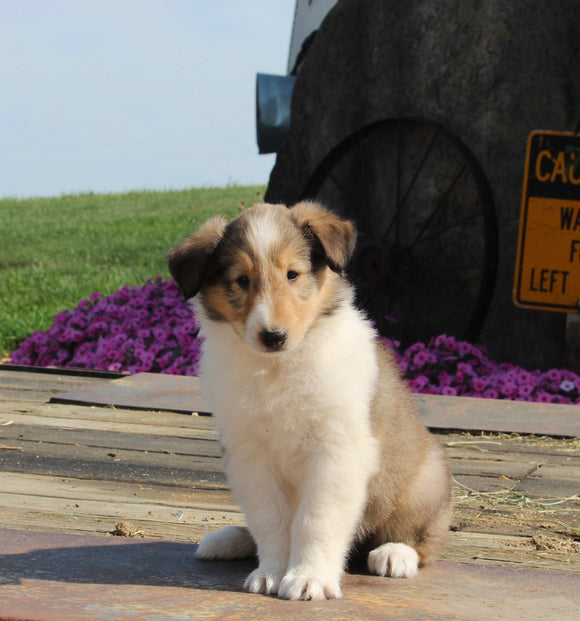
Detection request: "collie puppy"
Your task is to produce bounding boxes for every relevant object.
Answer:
[168,201,451,601]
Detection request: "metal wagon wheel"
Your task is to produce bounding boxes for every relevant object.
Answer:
[300,118,498,346]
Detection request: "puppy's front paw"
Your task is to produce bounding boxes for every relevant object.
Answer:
[244,567,284,595]
[368,542,419,578]
[278,570,342,600]
[196,526,256,560]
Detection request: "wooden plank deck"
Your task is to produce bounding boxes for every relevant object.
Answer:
[0,366,579,619]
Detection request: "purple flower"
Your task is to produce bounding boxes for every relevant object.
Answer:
[444,336,458,352]
[408,375,430,391]
[536,392,553,403]
[457,362,474,375]
[433,334,448,347]
[458,341,474,357]
[412,351,430,368]
[472,379,487,393]
[560,380,576,393]
[518,384,534,398]
[500,382,518,398]
[437,371,453,387]
[517,370,533,385]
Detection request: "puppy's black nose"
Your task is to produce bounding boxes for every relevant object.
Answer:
[260,329,287,351]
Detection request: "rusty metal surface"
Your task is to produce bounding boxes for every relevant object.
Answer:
[50,372,211,415]
[51,372,580,437]
[0,528,578,621]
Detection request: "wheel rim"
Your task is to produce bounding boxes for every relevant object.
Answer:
[301,118,498,346]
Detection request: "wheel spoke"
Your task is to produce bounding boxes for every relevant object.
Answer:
[324,171,369,232]
[326,170,352,207]
[391,210,482,257]
[411,210,481,248]
[411,163,467,246]
[355,131,373,232]
[399,130,438,210]
[381,128,439,247]
[395,123,403,245]
[416,264,483,272]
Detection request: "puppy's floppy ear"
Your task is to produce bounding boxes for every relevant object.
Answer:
[167,215,227,299]
[290,200,356,272]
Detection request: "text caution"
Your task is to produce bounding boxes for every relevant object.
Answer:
[514,130,580,312]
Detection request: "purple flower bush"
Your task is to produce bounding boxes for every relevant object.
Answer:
[11,277,201,376]
[9,277,580,404]
[381,335,580,405]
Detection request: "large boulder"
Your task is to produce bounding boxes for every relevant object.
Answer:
[266,0,580,369]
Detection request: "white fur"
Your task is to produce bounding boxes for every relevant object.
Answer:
[196,298,380,600]
[246,208,279,262]
[367,543,419,578]
[245,299,272,350]
[196,526,256,561]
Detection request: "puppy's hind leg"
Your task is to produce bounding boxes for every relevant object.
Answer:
[196,526,257,560]
[367,439,451,579]
[367,542,419,578]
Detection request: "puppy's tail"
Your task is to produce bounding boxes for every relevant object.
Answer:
[196,526,257,560]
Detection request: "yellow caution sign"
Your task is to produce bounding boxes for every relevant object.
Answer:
[514,130,580,312]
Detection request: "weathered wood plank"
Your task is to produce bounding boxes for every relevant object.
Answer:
[0,439,226,486]
[51,371,211,415]
[0,507,233,542]
[0,472,234,507]
[0,471,240,541]
[443,434,580,459]
[449,458,543,480]
[1,423,221,453]
[0,401,216,432]
[1,494,243,534]
[1,492,242,526]
[444,531,580,572]
[453,502,580,534]
[0,367,115,402]
[511,465,580,499]
[416,393,580,437]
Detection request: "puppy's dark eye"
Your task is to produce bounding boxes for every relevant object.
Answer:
[236,275,250,289]
[287,270,299,281]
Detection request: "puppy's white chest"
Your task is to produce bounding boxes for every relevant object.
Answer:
[221,367,324,441]
[200,306,379,468]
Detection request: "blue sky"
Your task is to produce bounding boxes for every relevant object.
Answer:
[0,0,295,198]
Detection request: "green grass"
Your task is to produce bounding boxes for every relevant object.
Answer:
[0,185,266,356]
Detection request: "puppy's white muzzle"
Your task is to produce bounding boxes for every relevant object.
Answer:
[245,301,288,353]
